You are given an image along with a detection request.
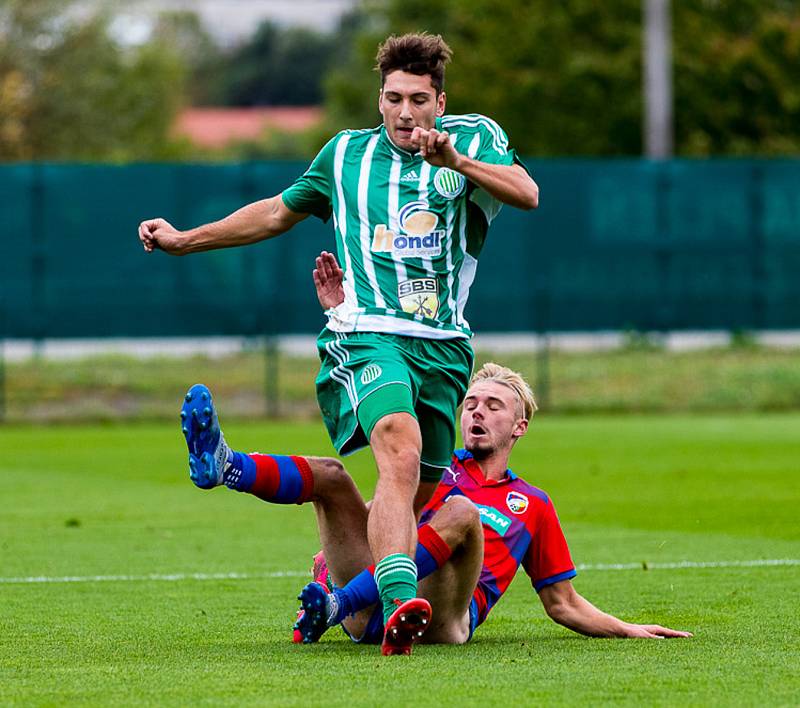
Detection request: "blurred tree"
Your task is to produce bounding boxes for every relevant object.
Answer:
[674,0,800,156]
[217,21,336,106]
[0,0,188,161]
[323,0,800,156]
[323,0,642,155]
[152,10,224,107]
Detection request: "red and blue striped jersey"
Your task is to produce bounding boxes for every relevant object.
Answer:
[419,449,576,625]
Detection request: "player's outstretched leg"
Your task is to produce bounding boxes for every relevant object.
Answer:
[180,383,315,503]
[381,598,432,656]
[181,383,231,489]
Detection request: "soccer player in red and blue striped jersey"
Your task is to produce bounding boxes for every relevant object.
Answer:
[289,254,693,646]
[295,359,692,646]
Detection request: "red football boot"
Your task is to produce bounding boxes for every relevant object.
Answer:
[381,598,432,656]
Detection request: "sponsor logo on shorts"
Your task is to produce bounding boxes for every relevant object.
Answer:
[371,200,444,258]
[506,491,529,514]
[433,168,466,199]
[398,279,439,319]
[475,504,512,537]
[360,364,382,385]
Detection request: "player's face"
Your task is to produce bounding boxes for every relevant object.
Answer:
[379,70,446,151]
[461,381,528,460]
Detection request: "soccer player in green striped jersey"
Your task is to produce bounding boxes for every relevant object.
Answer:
[138,32,539,653]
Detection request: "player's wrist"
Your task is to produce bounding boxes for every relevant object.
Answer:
[451,153,468,172]
[617,621,639,638]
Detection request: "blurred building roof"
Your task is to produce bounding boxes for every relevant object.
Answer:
[175,106,323,147]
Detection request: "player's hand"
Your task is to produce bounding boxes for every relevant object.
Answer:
[138,217,184,254]
[622,623,693,639]
[313,251,345,310]
[410,127,462,169]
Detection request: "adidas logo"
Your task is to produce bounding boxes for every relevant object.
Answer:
[401,170,419,183]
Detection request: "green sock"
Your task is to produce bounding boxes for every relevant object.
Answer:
[374,553,418,624]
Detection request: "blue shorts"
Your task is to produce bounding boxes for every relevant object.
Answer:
[341,597,480,644]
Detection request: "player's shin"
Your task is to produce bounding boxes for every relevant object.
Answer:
[374,554,418,624]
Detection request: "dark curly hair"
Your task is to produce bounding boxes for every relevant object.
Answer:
[375,33,453,94]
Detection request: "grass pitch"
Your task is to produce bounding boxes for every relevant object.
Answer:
[2,413,799,705]
[6,343,800,422]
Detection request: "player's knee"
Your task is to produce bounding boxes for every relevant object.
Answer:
[370,413,422,457]
[448,494,480,527]
[307,456,353,496]
[435,495,480,537]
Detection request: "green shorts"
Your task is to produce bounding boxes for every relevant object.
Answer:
[315,329,474,483]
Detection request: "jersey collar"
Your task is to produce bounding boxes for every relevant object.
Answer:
[454,449,516,486]
[380,124,416,158]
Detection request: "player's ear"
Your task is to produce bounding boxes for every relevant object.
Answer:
[378,88,385,116]
[436,91,446,117]
[512,418,528,440]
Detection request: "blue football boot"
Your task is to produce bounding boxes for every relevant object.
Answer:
[180,383,230,489]
[294,582,331,644]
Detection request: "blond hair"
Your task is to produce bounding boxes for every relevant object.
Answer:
[470,362,538,420]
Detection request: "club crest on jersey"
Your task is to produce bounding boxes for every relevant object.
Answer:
[398,278,439,319]
[371,200,443,258]
[433,168,466,199]
[506,491,529,515]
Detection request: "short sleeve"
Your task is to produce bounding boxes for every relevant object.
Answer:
[281,135,338,222]
[522,497,576,592]
[457,115,530,224]
[470,116,526,170]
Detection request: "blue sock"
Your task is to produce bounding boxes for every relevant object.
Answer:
[329,528,450,624]
[330,569,375,623]
[222,451,257,490]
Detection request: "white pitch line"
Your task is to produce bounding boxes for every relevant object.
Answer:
[0,559,798,585]
[577,559,800,571]
[0,571,307,585]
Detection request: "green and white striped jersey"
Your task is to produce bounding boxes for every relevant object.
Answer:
[282,113,526,339]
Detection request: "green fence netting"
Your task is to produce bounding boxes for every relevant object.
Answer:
[2,159,798,339]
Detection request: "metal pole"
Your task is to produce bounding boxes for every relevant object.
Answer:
[643,0,674,158]
[534,285,551,410]
[264,336,279,418]
[536,334,550,412]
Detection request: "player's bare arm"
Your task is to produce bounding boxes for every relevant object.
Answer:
[409,127,539,210]
[138,194,308,255]
[538,580,692,639]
